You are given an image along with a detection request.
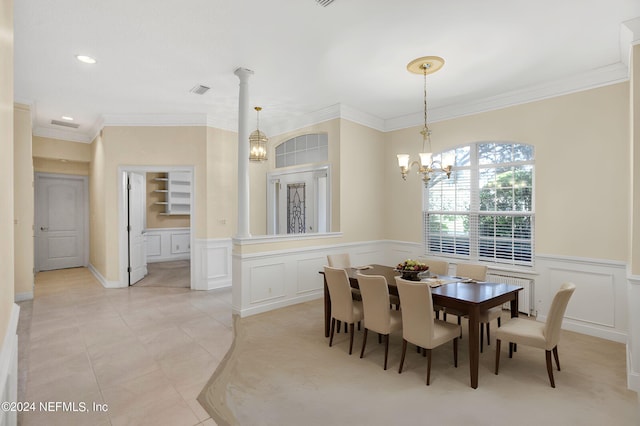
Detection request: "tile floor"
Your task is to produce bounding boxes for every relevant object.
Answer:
[17,267,232,426]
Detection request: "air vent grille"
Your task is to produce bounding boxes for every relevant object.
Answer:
[51,119,80,128]
[190,84,211,95]
[316,0,335,6]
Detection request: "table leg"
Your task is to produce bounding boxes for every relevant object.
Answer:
[468,305,480,389]
[510,292,520,351]
[324,278,331,338]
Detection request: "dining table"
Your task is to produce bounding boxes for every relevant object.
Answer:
[319,264,523,389]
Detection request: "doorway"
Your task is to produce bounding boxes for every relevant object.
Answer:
[34,173,89,271]
[118,166,194,288]
[267,164,330,235]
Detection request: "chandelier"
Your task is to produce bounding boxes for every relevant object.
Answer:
[249,106,268,162]
[397,56,453,186]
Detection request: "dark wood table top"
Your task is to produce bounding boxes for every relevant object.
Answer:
[343,264,522,304]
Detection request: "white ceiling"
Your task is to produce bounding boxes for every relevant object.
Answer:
[13,0,640,143]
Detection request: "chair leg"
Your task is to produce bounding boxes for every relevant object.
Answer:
[399,339,408,374]
[498,317,501,327]
[552,346,561,371]
[480,323,484,353]
[348,323,355,355]
[329,318,336,347]
[443,311,447,321]
[358,321,361,331]
[360,328,368,358]
[458,316,462,339]
[546,350,556,388]
[425,348,432,386]
[453,338,458,367]
[487,322,491,346]
[384,334,390,370]
[495,339,501,374]
[509,342,513,358]
[378,333,382,344]
[336,320,341,333]
[344,322,348,333]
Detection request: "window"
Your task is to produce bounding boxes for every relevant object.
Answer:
[275,133,328,168]
[424,142,534,266]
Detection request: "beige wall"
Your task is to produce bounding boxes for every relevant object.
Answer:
[14,104,34,298]
[339,120,385,241]
[33,158,89,175]
[90,126,207,281]
[33,136,91,162]
[0,0,14,344]
[206,127,238,238]
[146,172,190,229]
[385,83,630,262]
[33,136,90,175]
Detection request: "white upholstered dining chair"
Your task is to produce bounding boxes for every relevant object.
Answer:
[395,277,460,385]
[357,273,402,370]
[324,266,364,355]
[445,263,501,352]
[494,282,576,388]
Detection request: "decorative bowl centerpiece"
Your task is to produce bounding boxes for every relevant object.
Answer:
[395,259,429,281]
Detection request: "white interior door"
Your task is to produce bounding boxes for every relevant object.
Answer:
[35,174,87,271]
[128,172,147,285]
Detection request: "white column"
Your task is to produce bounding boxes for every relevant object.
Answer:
[234,67,254,238]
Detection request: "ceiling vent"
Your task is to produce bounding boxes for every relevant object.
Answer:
[51,119,80,129]
[315,0,335,6]
[190,84,211,95]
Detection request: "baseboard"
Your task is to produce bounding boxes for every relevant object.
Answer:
[0,304,20,426]
[14,292,33,302]
[88,264,124,288]
[627,344,640,393]
[234,291,323,318]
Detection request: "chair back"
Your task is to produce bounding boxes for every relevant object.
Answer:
[395,277,435,347]
[543,282,576,348]
[456,263,487,281]
[357,273,391,334]
[421,259,449,276]
[327,253,351,269]
[324,266,356,323]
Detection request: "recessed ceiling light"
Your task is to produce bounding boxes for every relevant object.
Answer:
[76,55,97,64]
[61,116,74,121]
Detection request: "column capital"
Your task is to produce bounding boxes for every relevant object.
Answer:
[234,67,255,81]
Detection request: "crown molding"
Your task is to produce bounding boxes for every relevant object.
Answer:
[384,62,629,131]
[102,113,208,127]
[32,126,94,143]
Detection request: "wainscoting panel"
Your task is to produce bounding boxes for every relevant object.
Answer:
[548,267,615,327]
[296,256,327,294]
[536,255,627,343]
[230,239,629,344]
[233,240,388,317]
[193,238,232,290]
[145,227,191,263]
[250,263,286,303]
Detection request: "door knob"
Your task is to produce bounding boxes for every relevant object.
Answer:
[40,226,49,231]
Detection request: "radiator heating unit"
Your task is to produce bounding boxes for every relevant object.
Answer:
[486,274,533,316]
